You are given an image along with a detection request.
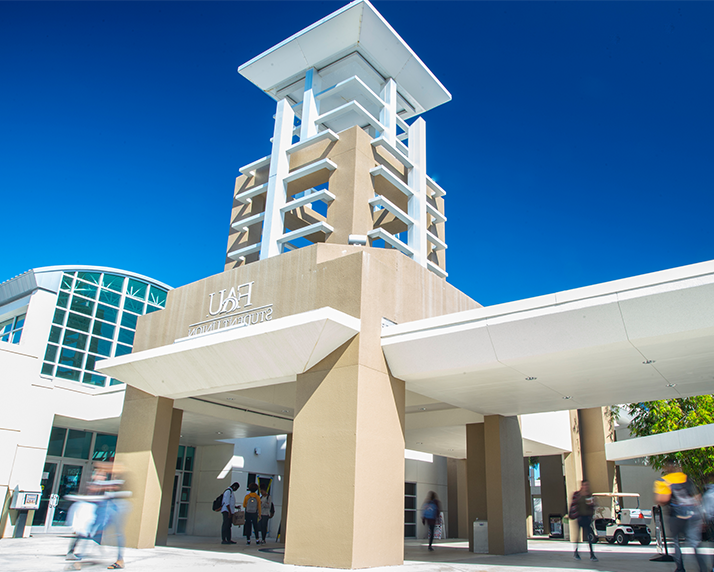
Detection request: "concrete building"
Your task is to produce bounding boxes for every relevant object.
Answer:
[0,266,170,538]
[3,1,713,570]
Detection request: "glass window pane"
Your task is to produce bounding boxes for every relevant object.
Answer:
[92,434,117,461]
[177,519,187,534]
[184,447,195,472]
[145,304,162,315]
[109,378,123,386]
[102,274,124,292]
[53,309,66,325]
[118,328,134,345]
[70,296,95,316]
[176,446,185,470]
[95,304,118,323]
[121,312,138,329]
[404,509,416,524]
[74,282,98,300]
[82,372,107,387]
[11,329,22,343]
[405,482,416,495]
[148,286,167,307]
[93,321,115,340]
[64,430,92,459]
[62,330,88,350]
[56,366,81,382]
[59,347,84,369]
[405,496,416,509]
[89,337,112,356]
[123,297,144,315]
[77,272,101,285]
[44,344,58,362]
[47,427,67,456]
[115,343,132,357]
[14,314,25,329]
[49,326,62,344]
[0,318,11,334]
[182,473,192,487]
[61,274,74,291]
[41,362,55,376]
[85,353,100,371]
[66,312,91,332]
[180,489,190,503]
[99,289,121,307]
[127,279,147,300]
[57,291,69,308]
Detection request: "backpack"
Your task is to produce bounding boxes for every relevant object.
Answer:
[423,502,437,520]
[246,494,259,513]
[213,489,229,512]
[568,492,580,519]
[668,477,697,519]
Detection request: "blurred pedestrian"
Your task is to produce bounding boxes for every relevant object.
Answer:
[570,480,597,562]
[654,461,706,572]
[421,491,441,551]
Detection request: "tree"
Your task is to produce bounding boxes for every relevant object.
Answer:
[624,396,714,489]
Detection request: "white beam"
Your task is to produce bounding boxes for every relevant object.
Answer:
[606,424,714,461]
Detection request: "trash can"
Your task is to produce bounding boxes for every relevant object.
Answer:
[549,514,564,538]
[473,521,488,553]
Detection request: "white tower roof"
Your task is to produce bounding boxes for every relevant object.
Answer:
[238,0,451,119]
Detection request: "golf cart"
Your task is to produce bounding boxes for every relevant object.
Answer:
[588,493,652,545]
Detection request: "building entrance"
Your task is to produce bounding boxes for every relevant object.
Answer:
[168,445,195,534]
[32,459,92,532]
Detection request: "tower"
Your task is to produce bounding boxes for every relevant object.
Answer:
[226,0,450,278]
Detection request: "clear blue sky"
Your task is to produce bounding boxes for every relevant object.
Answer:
[2,1,713,306]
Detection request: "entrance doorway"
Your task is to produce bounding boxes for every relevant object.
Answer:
[33,460,91,532]
[168,445,195,534]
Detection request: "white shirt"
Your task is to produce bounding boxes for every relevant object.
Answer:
[221,488,235,514]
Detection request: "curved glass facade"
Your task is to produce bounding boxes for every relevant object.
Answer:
[41,270,169,388]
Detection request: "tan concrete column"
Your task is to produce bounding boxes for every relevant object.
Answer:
[278,433,292,544]
[466,416,527,555]
[447,458,469,538]
[284,337,405,568]
[524,458,533,537]
[579,407,616,494]
[155,408,183,546]
[115,387,175,549]
[540,455,566,535]
[564,410,583,541]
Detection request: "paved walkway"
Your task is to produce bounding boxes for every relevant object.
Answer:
[1,534,711,572]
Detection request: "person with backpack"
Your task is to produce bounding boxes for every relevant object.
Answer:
[654,461,706,572]
[219,482,240,545]
[421,491,441,551]
[570,480,597,562]
[243,482,262,545]
[258,486,275,544]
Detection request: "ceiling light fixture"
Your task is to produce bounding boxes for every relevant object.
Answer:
[281,410,289,413]
[666,383,677,388]
[419,407,427,411]
[416,442,423,445]
[226,397,235,401]
[525,377,537,381]
[643,360,655,365]
[562,396,572,400]
[216,431,223,435]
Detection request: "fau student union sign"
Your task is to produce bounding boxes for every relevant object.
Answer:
[186,281,273,337]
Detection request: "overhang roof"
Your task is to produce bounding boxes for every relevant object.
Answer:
[96,308,360,399]
[382,260,714,416]
[238,0,451,118]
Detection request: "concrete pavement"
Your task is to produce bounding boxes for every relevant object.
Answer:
[1,534,710,572]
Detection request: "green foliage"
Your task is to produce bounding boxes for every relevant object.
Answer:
[625,396,714,489]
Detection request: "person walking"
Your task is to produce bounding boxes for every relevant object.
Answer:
[421,491,441,551]
[243,483,261,545]
[257,486,274,544]
[220,482,240,545]
[654,461,706,572]
[570,480,597,562]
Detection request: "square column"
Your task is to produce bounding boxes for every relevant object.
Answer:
[115,387,177,549]
[284,337,405,568]
[466,415,528,555]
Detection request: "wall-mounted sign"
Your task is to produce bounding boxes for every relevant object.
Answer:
[186,281,273,338]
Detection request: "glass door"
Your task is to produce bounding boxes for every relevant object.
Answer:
[168,472,180,534]
[50,463,87,531]
[32,462,58,532]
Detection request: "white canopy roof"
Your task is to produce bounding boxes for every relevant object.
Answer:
[97,308,360,399]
